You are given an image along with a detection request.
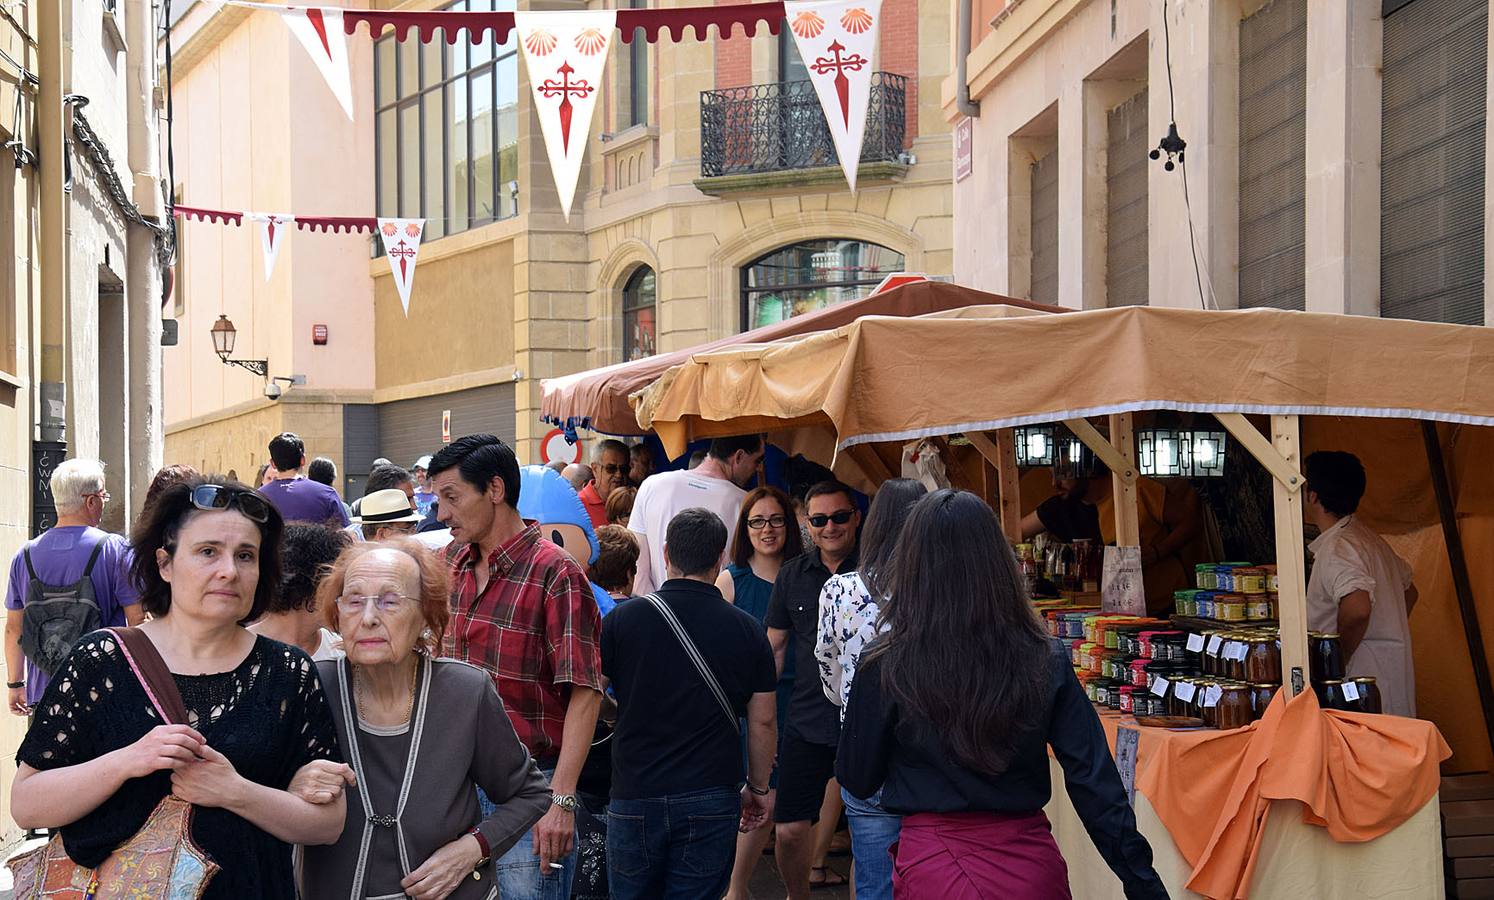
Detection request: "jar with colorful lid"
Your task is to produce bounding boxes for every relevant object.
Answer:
[1216,685,1253,730]
[1261,565,1279,592]
[1235,567,1267,595]
[1197,564,1217,590]
[1131,659,1151,688]
[1215,566,1236,592]
[1119,685,1136,713]
[1197,594,1215,620]
[1246,597,1273,621]
[1217,595,1247,622]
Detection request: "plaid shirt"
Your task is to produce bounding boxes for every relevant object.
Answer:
[445,524,603,760]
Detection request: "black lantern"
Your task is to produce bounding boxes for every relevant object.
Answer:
[211,315,268,377]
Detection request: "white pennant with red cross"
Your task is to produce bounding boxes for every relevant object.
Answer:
[377,218,426,315]
[785,0,883,192]
[282,7,354,121]
[515,10,617,221]
[247,213,294,282]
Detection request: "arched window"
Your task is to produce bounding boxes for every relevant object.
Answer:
[740,239,905,330]
[622,266,657,361]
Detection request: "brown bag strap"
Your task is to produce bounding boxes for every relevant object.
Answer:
[111,627,190,726]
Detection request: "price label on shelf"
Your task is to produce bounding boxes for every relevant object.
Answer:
[1343,681,1360,702]
[1186,633,1205,653]
[1203,685,1223,708]
[1151,677,1170,698]
[1206,636,1224,657]
[1175,681,1198,703]
[1228,642,1248,661]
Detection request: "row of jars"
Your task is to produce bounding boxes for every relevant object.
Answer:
[1084,674,1275,730]
[1196,563,1279,594]
[1175,590,1277,623]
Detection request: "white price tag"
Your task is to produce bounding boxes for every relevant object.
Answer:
[1342,681,1360,702]
[1186,633,1205,653]
[1228,642,1248,662]
[1203,685,1223,708]
[1206,636,1224,657]
[1175,681,1197,703]
[1150,676,1170,698]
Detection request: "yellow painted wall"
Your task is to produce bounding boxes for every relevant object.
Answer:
[164,397,350,486]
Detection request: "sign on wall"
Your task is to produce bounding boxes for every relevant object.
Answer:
[955,117,974,182]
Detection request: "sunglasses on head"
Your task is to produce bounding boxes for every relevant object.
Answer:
[807,510,855,528]
[190,484,271,524]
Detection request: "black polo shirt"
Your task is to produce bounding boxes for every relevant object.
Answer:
[765,547,859,746]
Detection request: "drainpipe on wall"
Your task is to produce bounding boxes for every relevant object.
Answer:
[125,0,164,519]
[37,0,67,444]
[956,0,981,117]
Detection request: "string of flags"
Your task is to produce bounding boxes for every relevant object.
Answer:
[178,0,888,306]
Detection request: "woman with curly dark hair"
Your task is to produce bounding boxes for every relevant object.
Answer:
[837,490,1167,899]
[249,523,349,660]
[9,476,346,898]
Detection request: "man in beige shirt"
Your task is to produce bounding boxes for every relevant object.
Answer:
[1304,451,1418,716]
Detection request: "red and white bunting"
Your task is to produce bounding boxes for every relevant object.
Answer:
[377,218,426,315]
[282,7,355,121]
[785,0,883,191]
[247,213,294,282]
[515,10,617,221]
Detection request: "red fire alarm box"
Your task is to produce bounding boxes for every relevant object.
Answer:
[312,324,328,345]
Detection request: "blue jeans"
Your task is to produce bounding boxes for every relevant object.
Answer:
[607,786,741,900]
[842,787,901,900]
[478,771,576,900]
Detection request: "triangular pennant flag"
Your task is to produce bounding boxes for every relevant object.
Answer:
[785,0,884,192]
[282,7,355,121]
[247,213,294,282]
[515,10,617,221]
[377,218,425,315]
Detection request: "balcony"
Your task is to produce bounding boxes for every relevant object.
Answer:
[697,72,909,194]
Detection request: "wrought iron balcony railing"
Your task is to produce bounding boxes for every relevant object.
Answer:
[700,72,908,179]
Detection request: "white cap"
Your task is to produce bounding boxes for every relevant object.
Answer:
[413,455,433,470]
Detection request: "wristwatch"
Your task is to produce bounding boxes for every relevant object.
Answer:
[466,826,492,869]
[550,793,579,813]
[6,681,23,690]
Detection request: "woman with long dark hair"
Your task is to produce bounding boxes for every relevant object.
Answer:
[837,490,1166,899]
[813,477,925,899]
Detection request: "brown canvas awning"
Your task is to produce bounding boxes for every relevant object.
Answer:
[539,280,1059,437]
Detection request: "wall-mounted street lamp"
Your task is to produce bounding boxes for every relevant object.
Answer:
[210,314,268,377]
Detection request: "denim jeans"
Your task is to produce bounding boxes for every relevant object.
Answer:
[842,787,901,900]
[607,786,741,900]
[477,769,576,900]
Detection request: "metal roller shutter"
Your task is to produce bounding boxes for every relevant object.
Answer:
[1238,0,1307,311]
[1031,147,1060,306]
[1107,88,1149,307]
[375,383,518,475]
[342,404,382,499]
[1381,0,1488,325]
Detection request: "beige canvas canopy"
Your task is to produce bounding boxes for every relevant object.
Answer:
[631,299,1494,772]
[540,280,1058,437]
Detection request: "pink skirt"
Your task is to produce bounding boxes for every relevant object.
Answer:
[891,810,1072,900]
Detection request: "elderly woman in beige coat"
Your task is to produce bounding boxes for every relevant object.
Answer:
[296,538,550,899]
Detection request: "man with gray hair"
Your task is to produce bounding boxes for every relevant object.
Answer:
[579,438,630,529]
[4,459,145,718]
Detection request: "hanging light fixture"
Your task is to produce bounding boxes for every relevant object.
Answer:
[1013,424,1056,467]
[1054,430,1099,480]
[1185,429,1227,477]
[1138,427,1228,477]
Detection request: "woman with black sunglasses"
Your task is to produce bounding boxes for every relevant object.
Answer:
[9,476,347,898]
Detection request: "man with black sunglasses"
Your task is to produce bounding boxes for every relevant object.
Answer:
[579,440,630,530]
[764,480,861,899]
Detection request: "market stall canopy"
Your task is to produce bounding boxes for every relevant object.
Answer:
[540,280,1059,437]
[634,304,1494,459]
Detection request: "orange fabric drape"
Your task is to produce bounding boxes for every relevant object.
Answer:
[1134,690,1449,899]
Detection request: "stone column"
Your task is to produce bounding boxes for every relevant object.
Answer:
[1304,0,1381,316]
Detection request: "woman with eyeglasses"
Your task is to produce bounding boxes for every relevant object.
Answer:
[718,486,805,900]
[298,538,551,899]
[9,477,347,898]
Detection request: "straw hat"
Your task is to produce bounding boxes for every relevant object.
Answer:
[350,489,422,525]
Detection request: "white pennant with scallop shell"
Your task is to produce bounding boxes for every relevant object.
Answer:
[784,0,883,192]
[515,10,617,221]
[377,218,426,315]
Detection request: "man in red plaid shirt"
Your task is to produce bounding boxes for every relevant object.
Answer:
[429,434,603,900]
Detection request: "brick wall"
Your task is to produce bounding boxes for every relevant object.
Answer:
[715,0,753,89]
[879,0,919,144]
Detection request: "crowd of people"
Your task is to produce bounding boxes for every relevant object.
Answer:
[3,425,1408,899]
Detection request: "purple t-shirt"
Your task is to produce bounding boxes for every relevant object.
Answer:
[5,526,140,704]
[257,477,351,527]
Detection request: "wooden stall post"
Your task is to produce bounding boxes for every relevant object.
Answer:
[965,430,1022,539]
[1063,416,1140,547]
[1270,415,1310,696]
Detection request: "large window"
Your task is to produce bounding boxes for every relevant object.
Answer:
[375,0,519,240]
[617,0,649,129]
[740,240,904,330]
[622,267,657,361]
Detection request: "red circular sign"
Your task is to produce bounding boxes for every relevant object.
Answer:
[540,428,583,465]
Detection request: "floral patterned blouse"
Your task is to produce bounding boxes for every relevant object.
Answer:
[815,571,885,722]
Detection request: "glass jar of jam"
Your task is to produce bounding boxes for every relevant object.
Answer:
[1197,564,1217,590]
[1309,633,1346,683]
[1319,679,1352,711]
[1353,677,1382,714]
[1235,567,1267,595]
[1246,597,1273,621]
[1119,685,1135,714]
[1217,595,1247,622]
[1248,682,1279,720]
[1262,565,1279,593]
[1197,593,1215,620]
[1243,636,1282,685]
[1216,685,1253,730]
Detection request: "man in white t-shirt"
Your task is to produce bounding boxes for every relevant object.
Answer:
[629,435,766,594]
[1304,451,1419,717]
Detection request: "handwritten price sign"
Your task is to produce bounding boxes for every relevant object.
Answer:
[1102,545,1147,616]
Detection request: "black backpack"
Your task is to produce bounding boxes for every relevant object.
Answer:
[19,540,105,677]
